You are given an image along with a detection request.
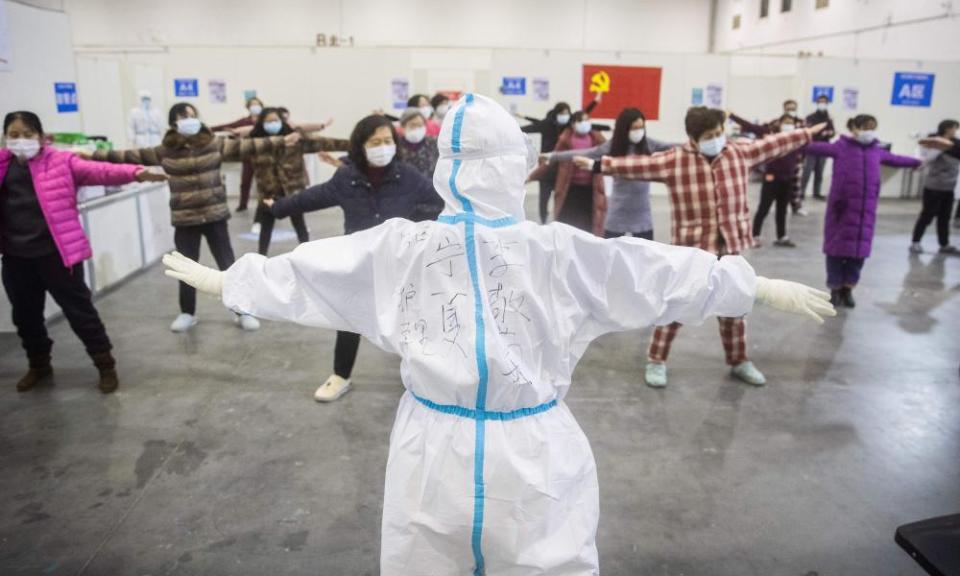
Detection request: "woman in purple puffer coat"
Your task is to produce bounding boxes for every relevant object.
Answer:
[805,114,920,308]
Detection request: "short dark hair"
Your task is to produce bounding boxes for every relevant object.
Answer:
[3,111,43,136]
[609,107,649,157]
[685,107,726,140]
[407,94,429,107]
[249,107,293,138]
[816,94,830,103]
[430,93,449,109]
[851,114,877,129]
[549,101,572,119]
[937,119,959,136]
[246,96,263,109]
[779,113,798,124]
[348,114,398,172]
[168,102,198,126]
[783,99,798,107]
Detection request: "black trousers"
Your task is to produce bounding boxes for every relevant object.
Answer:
[604,229,654,240]
[334,331,361,379]
[753,178,791,239]
[538,178,555,224]
[912,188,955,246]
[556,184,594,233]
[801,155,827,198]
[258,204,309,255]
[174,221,236,315]
[2,253,111,359]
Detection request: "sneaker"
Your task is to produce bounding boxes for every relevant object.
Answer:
[813,194,826,201]
[909,242,924,254]
[939,245,959,255]
[251,223,262,235]
[830,290,841,307]
[236,205,248,213]
[773,237,796,248]
[793,208,809,217]
[731,361,766,386]
[236,314,260,331]
[752,236,763,248]
[170,313,198,333]
[17,364,52,392]
[840,287,856,309]
[644,362,668,388]
[314,374,352,402]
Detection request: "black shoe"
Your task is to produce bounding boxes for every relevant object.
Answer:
[235,206,248,213]
[17,365,52,392]
[840,287,856,309]
[830,290,841,307]
[90,351,119,394]
[813,194,825,201]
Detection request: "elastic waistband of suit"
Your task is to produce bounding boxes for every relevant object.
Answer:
[412,392,557,421]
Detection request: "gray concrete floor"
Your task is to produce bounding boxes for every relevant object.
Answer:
[1,184,958,576]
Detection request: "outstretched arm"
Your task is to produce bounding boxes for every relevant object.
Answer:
[879,149,922,169]
[69,155,167,187]
[270,171,342,218]
[729,113,773,138]
[91,146,164,166]
[741,126,816,167]
[589,147,676,183]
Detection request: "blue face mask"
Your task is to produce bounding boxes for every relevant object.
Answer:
[176,117,202,136]
[698,134,727,157]
[264,120,283,135]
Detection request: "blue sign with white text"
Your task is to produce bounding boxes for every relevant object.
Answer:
[174,78,199,98]
[501,77,526,96]
[54,82,78,113]
[891,72,935,107]
[811,86,834,103]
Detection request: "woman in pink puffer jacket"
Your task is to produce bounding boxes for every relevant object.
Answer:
[0,111,165,393]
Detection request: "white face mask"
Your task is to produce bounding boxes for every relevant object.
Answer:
[404,126,427,144]
[365,143,396,167]
[816,102,828,112]
[263,120,283,135]
[176,117,202,136]
[698,134,727,157]
[419,106,434,120]
[856,130,877,144]
[7,138,41,160]
[435,103,450,119]
[780,124,796,133]
[556,113,571,125]
[574,121,592,135]
[628,129,646,144]
[248,105,263,116]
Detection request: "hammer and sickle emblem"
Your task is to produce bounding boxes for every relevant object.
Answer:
[589,71,611,94]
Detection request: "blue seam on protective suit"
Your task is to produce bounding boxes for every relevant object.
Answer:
[447,93,487,576]
[413,393,557,421]
[438,213,518,228]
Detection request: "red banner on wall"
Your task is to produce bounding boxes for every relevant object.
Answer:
[582,65,662,120]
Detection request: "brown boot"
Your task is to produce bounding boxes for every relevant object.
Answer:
[17,355,52,392]
[90,351,119,394]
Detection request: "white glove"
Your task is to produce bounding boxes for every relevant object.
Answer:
[755,276,836,325]
[162,251,224,297]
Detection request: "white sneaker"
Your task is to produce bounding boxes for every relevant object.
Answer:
[794,208,809,217]
[251,223,262,235]
[170,313,198,333]
[314,374,351,402]
[909,242,923,254]
[236,314,260,331]
[731,361,766,386]
[644,363,668,388]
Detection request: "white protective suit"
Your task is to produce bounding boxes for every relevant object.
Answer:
[127,90,164,148]
[221,94,758,575]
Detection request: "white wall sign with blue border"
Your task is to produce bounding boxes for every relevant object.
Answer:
[891,72,935,107]
[54,82,78,113]
[174,78,199,98]
[500,77,526,96]
[811,86,834,103]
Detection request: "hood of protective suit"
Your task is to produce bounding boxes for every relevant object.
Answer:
[434,93,536,221]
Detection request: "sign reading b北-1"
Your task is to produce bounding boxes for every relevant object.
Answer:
[891,72,935,107]
[582,65,662,120]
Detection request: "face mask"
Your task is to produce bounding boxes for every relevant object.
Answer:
[419,106,434,120]
[263,120,283,135]
[249,105,263,116]
[785,108,797,115]
[176,117,202,136]
[781,124,796,133]
[629,129,646,143]
[365,144,396,167]
[698,134,727,157]
[435,103,450,118]
[816,103,828,112]
[6,138,41,160]
[404,127,427,144]
[556,113,571,125]
[856,130,876,144]
[574,121,592,135]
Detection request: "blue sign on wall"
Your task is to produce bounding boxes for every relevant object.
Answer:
[891,72,935,107]
[54,82,78,113]
[501,77,526,96]
[811,85,834,103]
[174,78,199,97]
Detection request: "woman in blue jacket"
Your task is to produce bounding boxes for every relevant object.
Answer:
[266,114,442,402]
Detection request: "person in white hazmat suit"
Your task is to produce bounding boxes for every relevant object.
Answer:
[127,90,164,147]
[163,93,835,575]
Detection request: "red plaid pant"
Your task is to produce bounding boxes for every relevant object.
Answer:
[646,317,747,365]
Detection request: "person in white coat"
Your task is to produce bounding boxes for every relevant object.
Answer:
[163,93,834,575]
[127,90,163,148]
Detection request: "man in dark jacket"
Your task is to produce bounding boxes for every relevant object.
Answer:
[801,94,836,200]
